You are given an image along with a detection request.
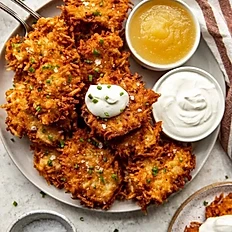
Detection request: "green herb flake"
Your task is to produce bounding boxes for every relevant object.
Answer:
[48,134,53,141]
[60,177,66,182]
[84,59,93,64]
[100,175,105,184]
[36,105,42,112]
[152,166,159,176]
[67,75,72,83]
[40,191,46,198]
[163,168,167,173]
[203,200,208,206]
[79,138,84,142]
[111,174,118,181]
[107,85,111,88]
[74,164,79,169]
[104,112,109,117]
[92,99,98,104]
[99,0,104,7]
[93,10,101,16]
[12,43,21,48]
[12,201,18,207]
[99,39,104,45]
[103,157,107,162]
[30,58,35,64]
[37,88,42,92]
[59,140,65,148]
[146,179,151,184]
[120,92,124,96]
[94,68,100,73]
[100,73,104,77]
[29,85,34,90]
[93,49,101,56]
[179,157,183,162]
[97,85,102,90]
[105,96,109,100]
[80,217,84,222]
[88,74,93,82]
[120,109,124,113]
[29,67,35,73]
[47,159,53,166]
[88,94,93,100]
[46,79,51,84]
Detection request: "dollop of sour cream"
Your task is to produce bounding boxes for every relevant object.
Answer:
[152,69,224,141]
[199,215,232,232]
[85,84,129,118]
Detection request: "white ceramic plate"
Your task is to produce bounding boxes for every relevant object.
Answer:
[168,182,232,231]
[0,0,226,212]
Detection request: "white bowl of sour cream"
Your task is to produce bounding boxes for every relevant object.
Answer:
[152,66,225,142]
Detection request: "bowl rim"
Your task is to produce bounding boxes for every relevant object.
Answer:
[152,66,225,142]
[7,210,76,232]
[125,0,201,71]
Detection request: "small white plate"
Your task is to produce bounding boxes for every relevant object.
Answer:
[168,182,232,231]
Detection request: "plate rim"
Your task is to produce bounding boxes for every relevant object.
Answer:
[168,181,232,231]
[0,0,226,213]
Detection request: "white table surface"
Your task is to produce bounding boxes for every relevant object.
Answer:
[0,1,232,231]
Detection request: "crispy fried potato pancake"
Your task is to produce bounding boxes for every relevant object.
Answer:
[58,129,123,209]
[61,0,131,36]
[125,143,196,211]
[78,32,130,84]
[33,145,65,189]
[184,193,232,231]
[82,71,160,140]
[5,17,84,126]
[2,83,65,147]
[110,121,162,158]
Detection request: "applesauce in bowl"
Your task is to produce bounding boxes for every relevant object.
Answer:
[126,0,200,71]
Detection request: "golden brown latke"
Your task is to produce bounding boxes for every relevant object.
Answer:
[61,0,132,38]
[82,70,160,140]
[2,83,65,147]
[5,17,84,126]
[125,143,196,211]
[110,121,162,158]
[78,32,130,84]
[184,193,232,231]
[58,128,123,209]
[33,145,65,189]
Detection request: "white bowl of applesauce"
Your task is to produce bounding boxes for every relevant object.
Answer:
[126,0,201,71]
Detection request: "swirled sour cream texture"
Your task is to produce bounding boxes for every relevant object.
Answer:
[152,69,224,141]
[199,215,232,232]
[85,84,129,118]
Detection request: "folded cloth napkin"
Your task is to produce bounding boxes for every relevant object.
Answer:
[184,0,232,157]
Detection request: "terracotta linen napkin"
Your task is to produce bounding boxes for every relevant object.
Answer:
[183,0,232,157]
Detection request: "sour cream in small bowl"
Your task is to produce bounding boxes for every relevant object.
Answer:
[152,67,225,142]
[126,0,201,71]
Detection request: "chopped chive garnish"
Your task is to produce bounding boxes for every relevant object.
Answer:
[152,166,159,176]
[120,109,124,113]
[30,58,35,64]
[100,73,104,77]
[47,159,53,166]
[104,112,109,117]
[79,138,84,142]
[99,39,104,45]
[13,201,18,207]
[105,96,109,100]
[60,177,66,182]
[100,175,105,184]
[92,99,99,104]
[40,191,46,198]
[93,49,101,56]
[146,179,151,184]
[203,201,208,206]
[28,67,35,73]
[107,85,111,88]
[84,59,93,64]
[93,10,101,16]
[99,0,103,6]
[67,75,72,83]
[88,94,93,99]
[163,168,167,173]
[46,79,51,84]
[97,86,102,90]
[36,105,41,112]
[59,140,65,148]
[29,85,33,90]
[94,68,100,73]
[48,134,53,141]
[120,92,124,96]
[111,174,118,181]
[74,164,79,169]
[88,74,93,81]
